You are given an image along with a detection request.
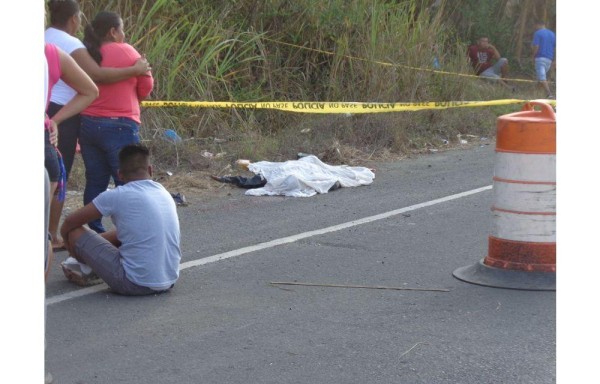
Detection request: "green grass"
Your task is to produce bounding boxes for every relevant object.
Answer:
[64,0,552,184]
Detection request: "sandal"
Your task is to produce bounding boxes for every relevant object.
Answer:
[61,261,102,287]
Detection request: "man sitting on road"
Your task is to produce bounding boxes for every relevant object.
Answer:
[467,36,512,89]
[60,144,181,295]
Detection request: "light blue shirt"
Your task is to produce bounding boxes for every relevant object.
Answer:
[93,180,181,289]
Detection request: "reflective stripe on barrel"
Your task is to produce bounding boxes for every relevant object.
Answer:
[484,102,556,272]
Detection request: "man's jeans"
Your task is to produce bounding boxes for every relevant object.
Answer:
[79,115,140,233]
[480,58,508,79]
[535,57,552,81]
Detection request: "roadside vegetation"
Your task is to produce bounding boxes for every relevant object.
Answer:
[66,0,556,193]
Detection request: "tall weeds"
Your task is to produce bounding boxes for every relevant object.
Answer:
[70,0,545,171]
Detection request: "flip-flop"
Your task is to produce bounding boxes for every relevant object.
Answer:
[61,264,102,287]
[52,243,66,252]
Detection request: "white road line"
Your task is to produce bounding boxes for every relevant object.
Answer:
[46,284,109,305]
[46,185,492,306]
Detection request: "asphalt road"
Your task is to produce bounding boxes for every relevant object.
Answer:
[45,144,556,384]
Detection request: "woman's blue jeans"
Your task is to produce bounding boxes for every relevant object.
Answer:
[80,116,140,233]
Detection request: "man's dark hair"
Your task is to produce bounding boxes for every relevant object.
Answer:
[119,144,150,178]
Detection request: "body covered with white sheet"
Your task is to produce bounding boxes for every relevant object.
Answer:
[245,155,375,197]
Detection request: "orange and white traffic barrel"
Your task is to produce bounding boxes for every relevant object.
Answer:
[453,101,556,290]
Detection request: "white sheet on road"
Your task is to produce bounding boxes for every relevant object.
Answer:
[245,155,375,197]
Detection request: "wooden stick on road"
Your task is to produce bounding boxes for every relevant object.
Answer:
[269,281,450,292]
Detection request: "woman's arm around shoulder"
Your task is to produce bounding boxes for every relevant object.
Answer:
[51,48,99,125]
[71,47,150,83]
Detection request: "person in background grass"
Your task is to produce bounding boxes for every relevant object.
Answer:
[79,10,154,235]
[60,144,181,295]
[531,19,556,99]
[45,0,151,251]
[467,36,512,90]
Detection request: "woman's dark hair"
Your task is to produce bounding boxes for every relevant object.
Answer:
[47,0,80,27]
[83,11,121,64]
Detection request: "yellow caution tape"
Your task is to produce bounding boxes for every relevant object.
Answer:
[141,99,556,113]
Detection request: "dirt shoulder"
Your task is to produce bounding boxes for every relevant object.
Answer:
[62,136,493,215]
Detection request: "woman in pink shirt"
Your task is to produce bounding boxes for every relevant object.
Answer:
[45,43,98,278]
[80,11,154,233]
